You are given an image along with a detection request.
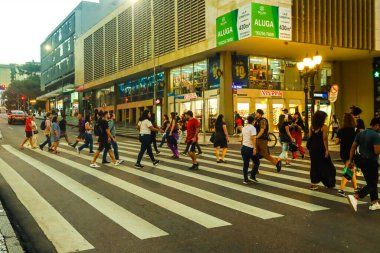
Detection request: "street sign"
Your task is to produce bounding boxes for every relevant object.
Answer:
[176,95,184,99]
[329,84,339,103]
[167,92,175,97]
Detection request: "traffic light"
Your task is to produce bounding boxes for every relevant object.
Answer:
[374,71,380,79]
[21,96,26,101]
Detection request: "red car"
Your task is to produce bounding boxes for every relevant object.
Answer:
[8,110,27,124]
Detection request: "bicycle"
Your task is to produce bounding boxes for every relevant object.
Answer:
[267,132,277,148]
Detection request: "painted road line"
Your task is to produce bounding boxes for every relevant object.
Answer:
[3,145,168,240]
[117,144,363,193]
[112,148,328,211]
[58,147,282,220]
[34,145,231,229]
[0,158,94,253]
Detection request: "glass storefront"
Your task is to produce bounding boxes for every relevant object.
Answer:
[95,86,115,107]
[170,60,207,95]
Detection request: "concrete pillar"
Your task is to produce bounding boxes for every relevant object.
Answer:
[129,109,133,125]
[220,52,234,133]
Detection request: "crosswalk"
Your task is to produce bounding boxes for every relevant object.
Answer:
[0,138,371,252]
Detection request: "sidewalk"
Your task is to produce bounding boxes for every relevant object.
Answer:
[0,201,23,253]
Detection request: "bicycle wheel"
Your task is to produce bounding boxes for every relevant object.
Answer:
[267,133,277,148]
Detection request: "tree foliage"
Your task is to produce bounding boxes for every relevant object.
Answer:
[4,75,42,110]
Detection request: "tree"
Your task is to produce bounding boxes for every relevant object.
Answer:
[16,61,40,76]
[3,75,42,111]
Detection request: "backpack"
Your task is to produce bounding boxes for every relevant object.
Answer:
[93,120,102,136]
[40,120,46,130]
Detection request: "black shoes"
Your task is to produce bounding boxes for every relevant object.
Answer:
[249,176,258,183]
[243,179,254,184]
[189,163,199,170]
[102,161,111,164]
[276,160,282,172]
[153,160,160,166]
[134,163,144,169]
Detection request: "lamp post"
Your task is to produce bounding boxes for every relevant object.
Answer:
[297,53,322,139]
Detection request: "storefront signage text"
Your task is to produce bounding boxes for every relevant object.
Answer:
[216,3,292,47]
[184,93,198,100]
[260,90,283,97]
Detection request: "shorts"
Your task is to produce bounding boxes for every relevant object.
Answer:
[25,131,33,138]
[98,140,111,152]
[187,141,197,153]
[257,139,269,157]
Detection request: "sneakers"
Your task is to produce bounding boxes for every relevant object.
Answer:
[220,160,227,163]
[369,202,380,211]
[356,170,363,177]
[249,176,258,183]
[134,163,144,169]
[347,195,358,212]
[90,163,100,168]
[337,190,346,197]
[102,161,110,164]
[189,163,199,170]
[276,160,282,172]
[243,179,254,184]
[117,159,124,164]
[156,151,161,156]
[153,160,160,166]
[113,161,120,166]
[76,147,80,154]
[354,187,361,194]
[39,145,43,151]
[89,151,95,154]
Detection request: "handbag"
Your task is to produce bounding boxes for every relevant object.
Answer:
[289,141,298,152]
[210,133,215,143]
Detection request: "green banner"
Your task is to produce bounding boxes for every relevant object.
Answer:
[216,3,290,47]
[216,10,238,47]
[251,3,279,39]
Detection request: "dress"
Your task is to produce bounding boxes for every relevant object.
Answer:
[214,122,228,148]
[309,129,336,187]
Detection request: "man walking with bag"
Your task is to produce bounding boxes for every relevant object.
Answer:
[346,117,380,212]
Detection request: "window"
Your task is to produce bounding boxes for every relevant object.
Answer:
[268,59,285,90]
[248,57,267,89]
[170,60,208,95]
[284,61,302,91]
[193,60,207,89]
[181,64,193,94]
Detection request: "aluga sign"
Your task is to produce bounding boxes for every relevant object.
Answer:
[216,3,292,47]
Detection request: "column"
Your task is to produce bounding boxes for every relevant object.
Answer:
[219,52,234,133]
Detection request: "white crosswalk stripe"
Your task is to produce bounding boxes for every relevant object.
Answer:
[0,137,372,252]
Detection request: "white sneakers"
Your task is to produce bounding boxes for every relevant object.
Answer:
[90,163,100,168]
[347,195,358,212]
[369,202,380,211]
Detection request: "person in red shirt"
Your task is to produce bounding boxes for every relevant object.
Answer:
[19,112,34,149]
[185,110,200,170]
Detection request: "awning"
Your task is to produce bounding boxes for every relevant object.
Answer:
[37,84,76,101]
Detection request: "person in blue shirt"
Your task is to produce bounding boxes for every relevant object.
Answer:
[347,117,380,212]
[50,116,61,154]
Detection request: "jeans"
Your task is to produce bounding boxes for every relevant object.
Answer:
[78,133,94,153]
[241,146,260,180]
[40,134,51,148]
[279,142,289,160]
[167,132,179,158]
[160,133,166,146]
[103,137,119,162]
[358,158,379,201]
[136,134,155,164]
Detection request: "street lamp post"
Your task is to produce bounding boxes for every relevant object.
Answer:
[297,53,322,139]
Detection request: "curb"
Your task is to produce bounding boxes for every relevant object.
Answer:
[0,201,23,253]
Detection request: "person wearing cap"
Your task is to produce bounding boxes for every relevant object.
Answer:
[185,110,200,170]
[253,109,282,172]
[346,117,380,212]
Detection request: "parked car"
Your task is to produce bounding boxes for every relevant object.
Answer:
[8,110,27,125]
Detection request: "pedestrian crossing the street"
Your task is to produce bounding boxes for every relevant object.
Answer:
[0,138,372,252]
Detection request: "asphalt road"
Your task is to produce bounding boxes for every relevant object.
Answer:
[0,116,379,253]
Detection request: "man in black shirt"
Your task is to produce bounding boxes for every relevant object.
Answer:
[90,111,119,168]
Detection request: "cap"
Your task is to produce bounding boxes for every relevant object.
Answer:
[256,109,264,115]
[185,110,193,117]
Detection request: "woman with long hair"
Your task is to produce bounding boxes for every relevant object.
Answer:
[291,112,305,159]
[278,114,293,166]
[165,112,180,158]
[214,114,229,163]
[336,113,359,197]
[159,114,170,147]
[135,110,163,168]
[308,111,336,190]
[77,114,94,154]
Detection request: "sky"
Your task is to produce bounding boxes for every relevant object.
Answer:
[0,0,99,65]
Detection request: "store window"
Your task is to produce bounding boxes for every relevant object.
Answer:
[237,103,250,118]
[249,57,267,89]
[255,98,268,116]
[170,60,208,95]
[95,86,115,107]
[208,98,218,131]
[268,59,285,90]
[284,61,302,91]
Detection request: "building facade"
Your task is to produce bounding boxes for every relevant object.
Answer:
[75,0,380,131]
[38,0,124,116]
